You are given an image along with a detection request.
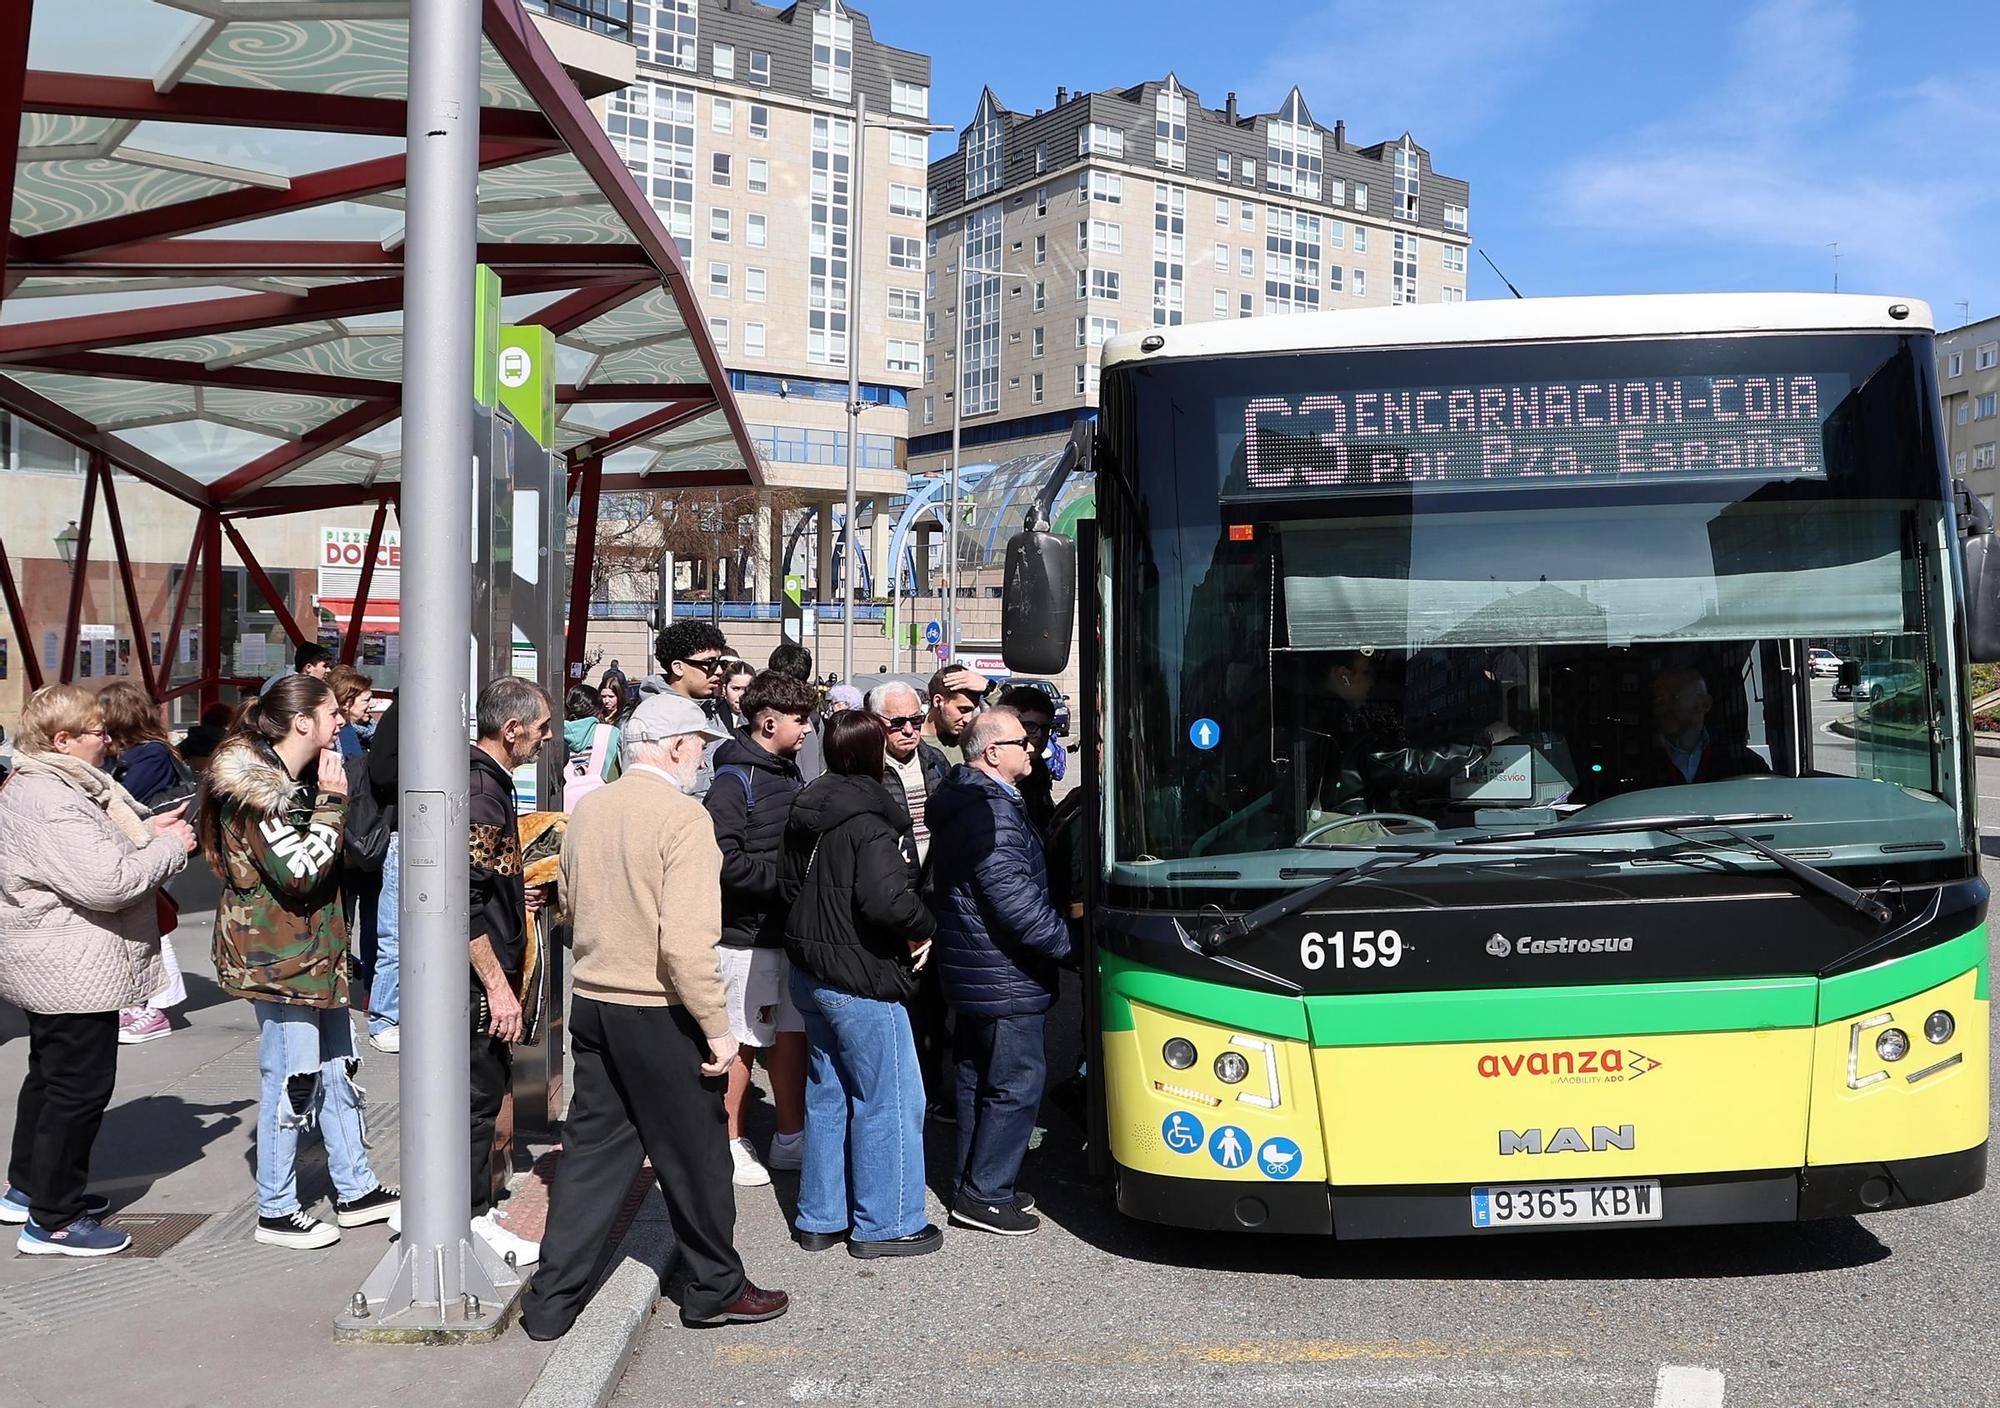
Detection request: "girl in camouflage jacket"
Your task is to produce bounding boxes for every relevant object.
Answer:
[198,677,397,1249]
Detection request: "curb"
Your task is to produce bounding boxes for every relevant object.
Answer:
[518,1187,673,1408]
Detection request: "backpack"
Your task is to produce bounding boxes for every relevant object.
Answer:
[562,722,614,811]
[342,752,394,871]
[715,762,756,816]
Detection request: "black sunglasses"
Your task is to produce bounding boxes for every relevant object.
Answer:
[676,655,727,675]
[989,736,1032,751]
[882,712,925,730]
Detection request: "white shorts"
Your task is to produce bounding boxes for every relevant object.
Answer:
[718,946,803,1047]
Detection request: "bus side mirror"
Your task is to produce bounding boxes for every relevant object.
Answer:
[1002,529,1075,676]
[1965,531,2000,662]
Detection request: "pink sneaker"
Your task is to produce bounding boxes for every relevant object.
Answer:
[118,1008,171,1045]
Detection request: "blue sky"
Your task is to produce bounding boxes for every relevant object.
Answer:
[861,0,2000,331]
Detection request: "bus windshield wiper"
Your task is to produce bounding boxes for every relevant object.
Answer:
[1453,811,1895,925]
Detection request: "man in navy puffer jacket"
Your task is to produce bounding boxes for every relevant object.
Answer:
[926,706,1071,1237]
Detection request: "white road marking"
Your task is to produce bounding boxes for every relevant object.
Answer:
[1654,1363,1727,1407]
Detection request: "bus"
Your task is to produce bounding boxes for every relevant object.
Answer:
[1003,294,1990,1238]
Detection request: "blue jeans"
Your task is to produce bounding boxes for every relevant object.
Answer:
[788,968,928,1242]
[954,1011,1047,1206]
[252,1002,376,1217]
[368,833,401,1035]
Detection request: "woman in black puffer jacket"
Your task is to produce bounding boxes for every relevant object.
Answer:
[781,712,939,1261]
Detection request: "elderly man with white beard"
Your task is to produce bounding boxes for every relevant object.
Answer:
[520,693,790,1339]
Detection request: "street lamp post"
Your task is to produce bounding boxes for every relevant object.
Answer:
[53,520,78,565]
[842,95,948,682]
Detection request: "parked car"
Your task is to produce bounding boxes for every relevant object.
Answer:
[1006,677,1072,739]
[1833,662,1921,703]
[1807,648,1842,679]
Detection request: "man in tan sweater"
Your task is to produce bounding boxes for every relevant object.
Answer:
[520,694,789,1338]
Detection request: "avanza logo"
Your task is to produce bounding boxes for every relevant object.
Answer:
[1477,1048,1664,1083]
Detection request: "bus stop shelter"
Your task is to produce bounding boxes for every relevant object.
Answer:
[0,0,761,707]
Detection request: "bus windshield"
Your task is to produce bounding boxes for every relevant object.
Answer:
[1101,331,1970,892]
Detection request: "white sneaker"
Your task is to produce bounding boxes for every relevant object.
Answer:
[767,1131,804,1172]
[730,1136,771,1187]
[473,1211,541,1266]
[368,1026,400,1054]
[256,1209,340,1250]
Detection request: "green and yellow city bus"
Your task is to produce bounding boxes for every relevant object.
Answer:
[1004,294,1989,1236]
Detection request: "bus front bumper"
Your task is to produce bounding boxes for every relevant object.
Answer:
[1114,1141,1987,1239]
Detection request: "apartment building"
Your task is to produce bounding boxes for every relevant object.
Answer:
[1938,313,2000,513]
[594,0,932,601]
[913,77,1473,474]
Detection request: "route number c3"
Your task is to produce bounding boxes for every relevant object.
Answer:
[1300,929,1403,971]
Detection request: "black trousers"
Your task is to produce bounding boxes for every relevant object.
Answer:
[909,959,955,1108]
[8,1010,120,1229]
[470,1029,512,1217]
[519,998,744,1336]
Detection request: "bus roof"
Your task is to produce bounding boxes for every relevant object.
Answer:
[1100,293,1934,371]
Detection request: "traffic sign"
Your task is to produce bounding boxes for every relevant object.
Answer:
[935,643,951,662]
[925,620,942,647]
[1190,718,1221,750]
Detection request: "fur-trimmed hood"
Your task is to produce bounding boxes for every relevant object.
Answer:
[207,736,305,818]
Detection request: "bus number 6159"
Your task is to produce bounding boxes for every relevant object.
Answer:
[1300,929,1403,971]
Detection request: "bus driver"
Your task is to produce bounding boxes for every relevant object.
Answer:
[1307,649,1513,823]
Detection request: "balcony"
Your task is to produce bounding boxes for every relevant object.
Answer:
[522,0,635,101]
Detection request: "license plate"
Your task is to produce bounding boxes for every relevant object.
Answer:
[1470,1179,1662,1229]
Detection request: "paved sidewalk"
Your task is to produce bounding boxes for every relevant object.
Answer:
[0,901,558,1408]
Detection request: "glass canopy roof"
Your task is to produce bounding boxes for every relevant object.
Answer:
[4,0,756,508]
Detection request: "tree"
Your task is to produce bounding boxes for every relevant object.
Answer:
[579,488,804,607]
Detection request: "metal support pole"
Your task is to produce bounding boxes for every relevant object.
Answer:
[563,455,602,686]
[841,91,864,682]
[341,500,390,665]
[339,0,515,1343]
[97,461,160,699]
[0,532,43,692]
[58,457,99,685]
[221,519,310,650]
[947,251,966,659]
[198,512,222,711]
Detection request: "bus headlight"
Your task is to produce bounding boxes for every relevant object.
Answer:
[1876,1028,1910,1062]
[1213,1051,1250,1085]
[1924,1011,1955,1045]
[1162,1038,1197,1070]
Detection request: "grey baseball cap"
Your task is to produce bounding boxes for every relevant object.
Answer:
[625,692,729,746]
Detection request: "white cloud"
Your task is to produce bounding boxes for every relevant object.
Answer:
[1552,0,2000,317]
[1247,0,1588,146]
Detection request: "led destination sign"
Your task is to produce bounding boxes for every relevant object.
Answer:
[1238,374,1833,493]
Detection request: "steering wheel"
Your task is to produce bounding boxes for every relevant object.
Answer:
[1300,812,1440,845]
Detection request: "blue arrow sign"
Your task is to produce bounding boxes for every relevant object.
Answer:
[1189,718,1221,750]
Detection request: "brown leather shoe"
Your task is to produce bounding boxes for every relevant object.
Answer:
[681,1281,790,1328]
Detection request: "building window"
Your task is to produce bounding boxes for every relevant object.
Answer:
[1085,316,1119,347]
[1239,201,1254,230]
[1948,352,1964,378]
[892,80,929,117]
[1327,262,1343,293]
[1237,292,1252,318]
[1974,443,1997,470]
[1392,231,1420,305]
[924,351,935,378]
[1089,171,1123,204]
[1089,268,1122,300]
[1215,153,1231,181]
[1353,181,1369,211]
[748,157,768,193]
[711,152,731,186]
[1979,342,2000,371]
[1238,246,1253,277]
[749,104,769,139]
[710,207,730,242]
[1266,91,1323,200]
[1239,158,1255,182]
[965,96,1005,199]
[1327,220,1345,249]
[1152,180,1186,327]
[1155,79,1187,169]
[1959,403,1972,426]
[1079,219,1122,254]
[1393,136,1420,220]
[1074,364,1086,396]
[811,0,853,99]
[887,338,920,374]
[1080,123,1124,159]
[1214,196,1229,226]
[713,44,735,79]
[1032,280,1046,311]
[1035,141,1048,174]
[607,80,696,253]
[745,266,766,302]
[1032,326,1045,357]
[888,234,921,269]
[1352,268,1367,297]
[708,261,730,298]
[712,97,734,134]
[923,396,935,425]
[1353,225,1368,254]
[1212,289,1229,320]
[808,114,853,367]
[890,131,927,167]
[707,315,728,349]
[1442,243,1466,273]
[1328,177,1345,207]
[1033,233,1047,265]
[889,183,924,219]
[744,322,766,357]
[748,49,771,86]
[1213,242,1228,272]
[888,286,922,321]
[961,204,1003,415]
[747,212,768,247]
[637,0,697,69]
[1443,202,1468,231]
[1035,186,1048,217]
[1031,372,1045,404]
[1977,393,1998,420]
[1263,204,1321,314]
[1073,316,1085,349]
[1441,286,1466,302]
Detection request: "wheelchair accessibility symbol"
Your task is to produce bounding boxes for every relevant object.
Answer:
[1161,1111,1205,1155]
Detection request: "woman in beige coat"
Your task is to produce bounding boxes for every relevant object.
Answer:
[0,685,195,1257]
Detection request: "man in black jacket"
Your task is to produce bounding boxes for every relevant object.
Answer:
[704,670,815,1186]
[927,707,1072,1237]
[463,677,551,1267]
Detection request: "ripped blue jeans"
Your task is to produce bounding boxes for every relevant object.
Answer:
[251,1002,377,1218]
